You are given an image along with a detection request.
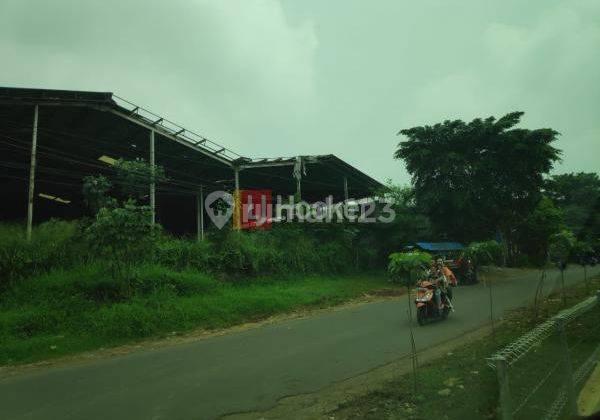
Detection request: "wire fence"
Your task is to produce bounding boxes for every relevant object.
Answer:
[489,291,600,420]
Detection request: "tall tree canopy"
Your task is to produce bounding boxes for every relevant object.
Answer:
[544,172,600,240]
[515,195,564,266]
[395,112,561,258]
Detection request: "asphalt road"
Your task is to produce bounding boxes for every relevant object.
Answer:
[1,266,598,420]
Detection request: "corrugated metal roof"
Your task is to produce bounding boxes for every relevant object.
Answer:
[0,86,384,203]
[415,242,464,251]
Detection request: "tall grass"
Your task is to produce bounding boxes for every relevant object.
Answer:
[0,219,390,364]
[0,220,86,291]
[0,263,390,365]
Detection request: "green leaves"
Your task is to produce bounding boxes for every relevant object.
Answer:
[463,241,503,267]
[544,172,600,241]
[82,159,167,215]
[395,112,561,246]
[84,200,159,278]
[82,175,116,214]
[388,251,432,287]
[549,230,576,265]
[113,158,166,202]
[515,196,564,266]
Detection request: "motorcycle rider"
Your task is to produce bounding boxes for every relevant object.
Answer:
[430,259,454,312]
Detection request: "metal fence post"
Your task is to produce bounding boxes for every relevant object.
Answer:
[555,316,577,416]
[494,356,513,420]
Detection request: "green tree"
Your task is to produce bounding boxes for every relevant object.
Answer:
[82,159,165,279]
[570,240,594,264]
[463,240,503,269]
[366,181,432,260]
[113,158,166,202]
[85,200,158,278]
[549,229,576,265]
[545,172,600,241]
[516,196,564,266]
[549,230,576,306]
[395,112,561,263]
[82,175,116,214]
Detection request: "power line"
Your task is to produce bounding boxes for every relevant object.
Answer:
[0,134,208,192]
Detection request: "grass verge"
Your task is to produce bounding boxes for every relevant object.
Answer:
[333,275,600,420]
[0,264,394,366]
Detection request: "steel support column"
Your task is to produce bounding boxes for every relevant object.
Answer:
[26,105,39,241]
[296,178,301,201]
[343,176,349,202]
[150,129,156,225]
[197,185,204,241]
[233,167,240,230]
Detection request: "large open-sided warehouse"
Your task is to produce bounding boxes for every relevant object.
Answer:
[0,87,383,235]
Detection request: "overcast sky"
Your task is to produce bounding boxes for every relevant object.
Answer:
[1,0,598,184]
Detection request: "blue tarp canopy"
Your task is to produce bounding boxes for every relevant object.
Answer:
[414,242,464,252]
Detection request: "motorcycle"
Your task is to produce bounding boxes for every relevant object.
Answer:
[455,257,477,285]
[414,279,453,325]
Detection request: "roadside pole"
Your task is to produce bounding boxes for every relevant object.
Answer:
[560,268,567,307]
[406,271,418,394]
[556,316,577,416]
[494,356,512,420]
[488,274,496,343]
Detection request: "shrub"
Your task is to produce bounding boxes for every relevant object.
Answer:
[83,200,158,277]
[270,226,321,273]
[155,237,214,271]
[319,241,354,273]
[463,240,503,267]
[388,251,432,287]
[0,220,84,289]
[1,214,381,287]
[213,231,284,277]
